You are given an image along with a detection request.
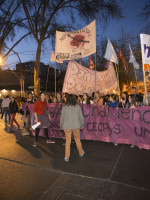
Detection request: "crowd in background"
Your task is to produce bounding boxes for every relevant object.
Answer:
[0,87,149,159]
[0,87,149,133]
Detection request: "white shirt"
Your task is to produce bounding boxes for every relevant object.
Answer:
[2,98,10,108]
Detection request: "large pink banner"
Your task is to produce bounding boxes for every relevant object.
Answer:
[62,61,118,96]
[29,104,150,150]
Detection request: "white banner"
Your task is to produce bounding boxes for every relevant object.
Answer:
[140,33,150,71]
[50,50,63,63]
[55,20,96,60]
[62,61,118,96]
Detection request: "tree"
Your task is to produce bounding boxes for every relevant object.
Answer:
[21,0,124,96]
[138,1,150,33]
[0,0,31,58]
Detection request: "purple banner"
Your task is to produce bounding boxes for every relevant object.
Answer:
[28,104,150,150]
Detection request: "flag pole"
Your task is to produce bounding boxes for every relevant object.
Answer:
[55,60,56,97]
[95,52,96,92]
[134,67,137,82]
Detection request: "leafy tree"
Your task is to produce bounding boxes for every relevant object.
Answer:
[21,0,124,96]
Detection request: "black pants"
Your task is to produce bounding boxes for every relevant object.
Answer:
[35,128,49,142]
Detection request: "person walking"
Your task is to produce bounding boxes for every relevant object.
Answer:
[23,92,34,136]
[2,95,11,125]
[33,92,55,147]
[8,97,20,132]
[60,94,85,162]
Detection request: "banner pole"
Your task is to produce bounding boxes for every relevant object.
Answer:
[45,63,50,92]
[115,62,120,93]
[55,30,57,97]
[95,52,96,92]
[143,69,148,105]
[140,34,148,105]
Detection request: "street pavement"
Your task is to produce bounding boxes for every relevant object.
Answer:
[0,114,150,200]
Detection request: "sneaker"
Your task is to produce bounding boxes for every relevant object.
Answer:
[7,128,13,132]
[130,144,135,148]
[46,139,55,144]
[79,151,85,157]
[23,132,30,136]
[114,143,118,146]
[33,142,37,147]
[64,157,69,162]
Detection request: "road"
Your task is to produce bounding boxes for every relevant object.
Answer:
[0,114,150,200]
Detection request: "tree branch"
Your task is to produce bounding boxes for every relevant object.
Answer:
[3,32,31,58]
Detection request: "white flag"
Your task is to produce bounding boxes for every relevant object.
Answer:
[140,33,150,72]
[50,50,63,63]
[129,44,139,69]
[104,39,118,64]
[55,20,96,60]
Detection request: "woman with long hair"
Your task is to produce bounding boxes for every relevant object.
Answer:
[109,94,118,108]
[128,95,136,108]
[60,94,84,162]
[119,92,129,108]
[8,97,20,132]
[128,95,136,148]
[33,92,55,147]
[82,93,93,104]
[93,91,103,106]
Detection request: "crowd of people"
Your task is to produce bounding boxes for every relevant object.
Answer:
[0,87,149,161]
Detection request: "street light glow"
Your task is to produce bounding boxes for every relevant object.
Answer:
[2,89,6,93]
[0,56,3,64]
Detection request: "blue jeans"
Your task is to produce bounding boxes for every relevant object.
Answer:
[4,107,10,123]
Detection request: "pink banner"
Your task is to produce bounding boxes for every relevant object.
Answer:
[28,104,150,150]
[62,61,118,96]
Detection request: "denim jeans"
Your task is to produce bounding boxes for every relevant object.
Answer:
[4,107,10,123]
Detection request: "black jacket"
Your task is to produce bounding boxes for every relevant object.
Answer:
[9,101,18,114]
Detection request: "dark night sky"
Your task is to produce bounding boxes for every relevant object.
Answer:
[4,0,148,71]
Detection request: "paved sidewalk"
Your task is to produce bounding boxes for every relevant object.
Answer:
[0,114,150,200]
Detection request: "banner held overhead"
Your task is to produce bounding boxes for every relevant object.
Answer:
[62,61,118,96]
[55,20,96,60]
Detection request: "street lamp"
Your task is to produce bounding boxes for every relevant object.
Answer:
[0,56,3,64]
